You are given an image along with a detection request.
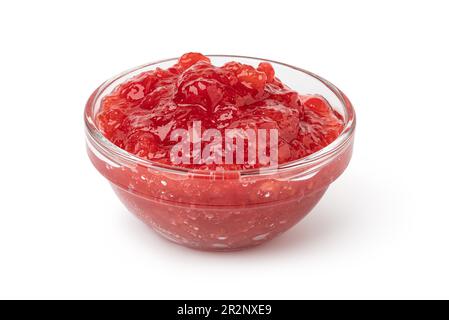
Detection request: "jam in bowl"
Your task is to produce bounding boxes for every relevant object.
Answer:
[84,53,356,251]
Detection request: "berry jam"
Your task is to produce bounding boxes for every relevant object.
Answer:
[97,53,344,169]
[87,53,354,251]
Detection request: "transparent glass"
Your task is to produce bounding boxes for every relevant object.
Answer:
[84,55,356,251]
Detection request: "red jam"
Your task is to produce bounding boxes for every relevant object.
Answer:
[97,53,344,169]
[88,53,354,251]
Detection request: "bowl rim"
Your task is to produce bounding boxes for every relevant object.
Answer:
[84,54,356,177]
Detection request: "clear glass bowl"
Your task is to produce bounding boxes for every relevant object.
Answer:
[84,55,356,251]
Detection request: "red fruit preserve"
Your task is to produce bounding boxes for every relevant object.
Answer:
[97,53,344,169]
[85,53,355,250]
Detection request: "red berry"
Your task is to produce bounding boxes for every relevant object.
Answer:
[257,62,275,82]
[177,52,211,70]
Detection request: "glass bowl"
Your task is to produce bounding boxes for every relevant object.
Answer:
[84,55,356,251]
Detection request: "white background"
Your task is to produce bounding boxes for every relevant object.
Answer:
[1,0,448,300]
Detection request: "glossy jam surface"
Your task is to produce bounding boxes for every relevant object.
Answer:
[88,54,354,251]
[97,53,344,169]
